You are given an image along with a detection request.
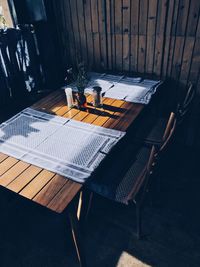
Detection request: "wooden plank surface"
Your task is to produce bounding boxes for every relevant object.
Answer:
[115,1,123,71]
[145,0,157,74]
[50,0,200,95]
[122,0,131,71]
[0,90,144,213]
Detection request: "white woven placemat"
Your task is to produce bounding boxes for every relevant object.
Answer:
[104,78,162,104]
[0,108,125,183]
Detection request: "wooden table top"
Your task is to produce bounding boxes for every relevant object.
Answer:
[0,90,144,213]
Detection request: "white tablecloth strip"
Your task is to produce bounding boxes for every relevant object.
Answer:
[104,78,162,104]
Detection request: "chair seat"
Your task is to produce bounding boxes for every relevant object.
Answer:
[86,145,152,205]
[135,116,169,146]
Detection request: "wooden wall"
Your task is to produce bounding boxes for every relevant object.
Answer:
[52,0,200,90]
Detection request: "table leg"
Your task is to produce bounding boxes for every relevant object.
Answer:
[68,210,87,267]
[77,190,94,224]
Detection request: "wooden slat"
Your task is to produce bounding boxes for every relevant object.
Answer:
[64,0,77,63]
[162,0,176,78]
[179,37,195,83]
[145,0,157,74]
[115,34,123,71]
[122,0,130,33]
[115,1,123,70]
[54,105,71,116]
[72,110,89,121]
[130,0,139,35]
[76,0,88,65]
[171,36,185,79]
[6,165,42,193]
[98,0,108,69]
[130,35,138,72]
[63,108,80,119]
[57,0,70,68]
[113,104,144,131]
[0,153,8,163]
[0,157,18,177]
[31,90,60,108]
[80,97,116,124]
[91,0,101,69]
[122,0,130,71]
[138,35,146,73]
[176,0,190,36]
[49,98,66,113]
[138,0,148,35]
[169,0,190,80]
[105,102,143,131]
[106,0,113,70]
[153,35,164,76]
[19,170,55,199]
[69,0,82,62]
[167,0,180,77]
[33,92,65,111]
[153,0,168,76]
[0,161,30,186]
[123,33,130,71]
[186,1,200,37]
[188,38,200,82]
[146,35,155,74]
[196,11,200,37]
[92,98,125,126]
[84,0,94,68]
[47,180,82,213]
[138,0,148,74]
[33,174,68,207]
[103,100,132,128]
[111,0,116,69]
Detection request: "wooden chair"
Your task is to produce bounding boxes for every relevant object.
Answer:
[76,110,177,241]
[134,112,177,149]
[134,83,194,148]
[81,143,158,239]
[158,112,176,153]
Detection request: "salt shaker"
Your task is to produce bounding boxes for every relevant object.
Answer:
[92,86,102,107]
[64,87,73,108]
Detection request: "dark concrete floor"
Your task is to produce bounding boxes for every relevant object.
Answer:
[0,143,200,267]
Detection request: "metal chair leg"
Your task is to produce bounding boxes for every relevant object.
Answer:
[84,192,94,222]
[77,191,94,224]
[136,201,141,240]
[68,211,87,267]
[77,191,83,220]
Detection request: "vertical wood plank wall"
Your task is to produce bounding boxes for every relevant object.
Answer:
[52,0,200,92]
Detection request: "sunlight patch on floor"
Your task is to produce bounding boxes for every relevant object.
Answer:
[116,251,152,267]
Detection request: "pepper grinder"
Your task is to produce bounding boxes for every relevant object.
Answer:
[92,86,102,107]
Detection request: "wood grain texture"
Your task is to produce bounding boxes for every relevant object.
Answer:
[52,0,200,88]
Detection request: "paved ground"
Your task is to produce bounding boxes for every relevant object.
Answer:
[0,141,200,267]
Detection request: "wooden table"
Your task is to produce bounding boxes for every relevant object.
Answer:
[0,90,144,266]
